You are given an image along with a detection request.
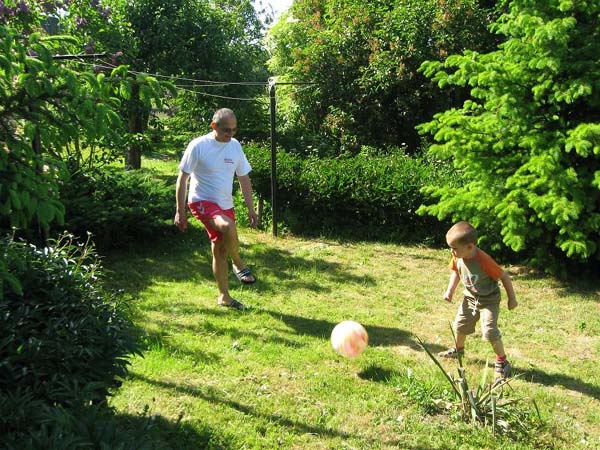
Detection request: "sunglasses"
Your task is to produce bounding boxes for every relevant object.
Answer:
[218,126,237,133]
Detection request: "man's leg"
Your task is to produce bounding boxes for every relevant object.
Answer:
[211,239,233,305]
[210,214,255,282]
[210,215,252,294]
[188,201,248,307]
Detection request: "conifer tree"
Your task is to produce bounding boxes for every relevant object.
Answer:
[418,0,600,271]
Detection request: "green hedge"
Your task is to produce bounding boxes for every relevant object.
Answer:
[245,144,449,241]
[59,166,176,249]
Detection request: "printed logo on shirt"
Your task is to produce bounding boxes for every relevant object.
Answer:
[463,274,479,292]
[224,158,234,164]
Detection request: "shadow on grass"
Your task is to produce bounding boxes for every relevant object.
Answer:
[103,225,213,291]
[461,356,600,402]
[137,306,439,366]
[357,364,402,383]
[130,372,354,441]
[140,307,307,353]
[116,409,234,450]
[239,241,376,294]
[129,372,435,450]
[261,308,423,350]
[559,282,600,302]
[517,366,600,401]
[139,326,225,366]
[103,228,376,297]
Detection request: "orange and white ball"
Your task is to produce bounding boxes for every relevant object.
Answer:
[331,320,368,358]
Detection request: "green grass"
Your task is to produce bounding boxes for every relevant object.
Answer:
[103,158,600,449]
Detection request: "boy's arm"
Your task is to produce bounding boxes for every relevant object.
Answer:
[444,270,460,302]
[499,271,518,310]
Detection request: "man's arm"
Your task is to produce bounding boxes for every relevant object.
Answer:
[500,271,518,310]
[174,170,190,232]
[238,174,258,228]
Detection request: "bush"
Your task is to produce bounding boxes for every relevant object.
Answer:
[0,235,141,418]
[245,143,451,241]
[59,166,176,249]
[0,389,155,450]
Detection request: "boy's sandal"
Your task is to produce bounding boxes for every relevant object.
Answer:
[218,299,247,310]
[494,360,512,379]
[234,267,256,284]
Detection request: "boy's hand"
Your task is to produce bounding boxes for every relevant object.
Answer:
[443,291,453,302]
[508,297,518,310]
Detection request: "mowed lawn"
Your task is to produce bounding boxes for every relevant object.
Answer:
[105,221,600,449]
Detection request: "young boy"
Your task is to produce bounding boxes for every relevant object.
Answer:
[438,221,518,381]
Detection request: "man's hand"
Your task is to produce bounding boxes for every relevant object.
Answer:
[508,297,518,310]
[174,211,188,232]
[174,171,190,232]
[443,290,454,302]
[248,210,259,228]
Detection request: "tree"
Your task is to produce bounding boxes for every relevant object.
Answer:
[0,21,132,293]
[7,0,268,169]
[266,0,498,154]
[417,0,600,271]
[106,0,270,164]
[0,0,174,170]
[0,25,123,230]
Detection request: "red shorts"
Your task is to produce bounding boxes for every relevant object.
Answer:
[188,200,236,243]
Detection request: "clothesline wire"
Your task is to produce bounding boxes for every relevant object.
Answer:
[67,59,317,100]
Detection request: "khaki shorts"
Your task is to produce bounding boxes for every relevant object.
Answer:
[453,296,502,342]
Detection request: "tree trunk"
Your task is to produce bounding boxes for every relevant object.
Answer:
[126,82,144,170]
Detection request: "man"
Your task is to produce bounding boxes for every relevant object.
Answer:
[174,108,258,310]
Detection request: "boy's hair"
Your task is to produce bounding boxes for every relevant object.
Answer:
[212,108,236,125]
[446,221,477,245]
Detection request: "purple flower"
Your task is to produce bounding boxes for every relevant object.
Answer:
[17,0,30,14]
[41,0,55,13]
[0,2,16,18]
[100,6,111,18]
[27,49,38,57]
[75,16,87,27]
[111,50,123,65]
[84,40,95,54]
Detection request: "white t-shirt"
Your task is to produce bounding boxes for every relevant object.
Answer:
[178,132,252,209]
